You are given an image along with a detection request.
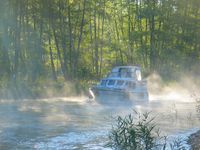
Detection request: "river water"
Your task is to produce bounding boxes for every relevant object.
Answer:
[0,96,199,149]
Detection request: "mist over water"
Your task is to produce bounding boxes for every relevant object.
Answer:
[0,74,200,149]
[147,72,200,102]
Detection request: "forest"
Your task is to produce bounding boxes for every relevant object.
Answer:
[0,0,199,98]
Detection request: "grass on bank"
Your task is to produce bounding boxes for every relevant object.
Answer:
[0,77,94,99]
[106,110,198,150]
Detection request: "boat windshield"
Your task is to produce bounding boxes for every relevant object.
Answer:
[108,72,118,77]
[100,80,107,86]
[108,69,134,78]
[107,67,142,80]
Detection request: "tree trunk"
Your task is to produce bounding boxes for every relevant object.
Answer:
[99,0,105,77]
[67,0,73,78]
[73,0,86,77]
[94,4,99,76]
[59,1,68,78]
[52,24,68,80]
[149,1,156,71]
[13,2,21,81]
[48,26,57,81]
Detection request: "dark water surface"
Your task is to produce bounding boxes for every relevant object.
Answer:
[0,97,199,149]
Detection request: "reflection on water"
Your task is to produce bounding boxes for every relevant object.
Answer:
[0,97,199,149]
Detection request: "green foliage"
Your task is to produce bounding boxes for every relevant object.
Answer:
[0,0,200,98]
[107,110,195,150]
[0,77,92,99]
[107,111,163,150]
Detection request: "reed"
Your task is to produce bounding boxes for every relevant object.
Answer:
[107,110,164,150]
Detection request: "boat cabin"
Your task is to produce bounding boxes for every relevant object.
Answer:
[107,66,142,81]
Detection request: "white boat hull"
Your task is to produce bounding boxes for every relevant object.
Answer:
[92,88,149,102]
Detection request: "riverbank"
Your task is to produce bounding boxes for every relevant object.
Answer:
[0,79,93,100]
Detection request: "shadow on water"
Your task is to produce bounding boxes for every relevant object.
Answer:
[0,97,199,149]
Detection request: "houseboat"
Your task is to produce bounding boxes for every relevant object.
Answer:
[90,66,149,101]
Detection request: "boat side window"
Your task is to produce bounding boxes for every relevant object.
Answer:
[126,72,131,78]
[116,80,124,86]
[126,81,136,89]
[100,80,107,86]
[107,80,116,86]
[121,69,127,77]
